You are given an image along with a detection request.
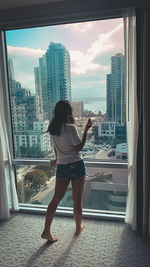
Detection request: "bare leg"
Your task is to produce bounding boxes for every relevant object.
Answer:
[41,177,70,242]
[71,176,85,235]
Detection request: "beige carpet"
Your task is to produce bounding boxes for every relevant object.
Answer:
[0,213,150,267]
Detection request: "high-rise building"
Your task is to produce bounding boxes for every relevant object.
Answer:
[72,101,83,117]
[8,58,15,80]
[8,59,22,97]
[14,121,51,158]
[8,58,51,158]
[35,42,71,120]
[98,121,117,140]
[106,53,126,125]
[34,55,47,120]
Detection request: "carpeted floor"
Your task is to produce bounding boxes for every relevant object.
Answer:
[0,213,150,267]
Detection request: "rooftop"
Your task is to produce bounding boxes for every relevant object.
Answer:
[116,143,128,153]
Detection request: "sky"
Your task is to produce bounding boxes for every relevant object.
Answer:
[6,18,124,99]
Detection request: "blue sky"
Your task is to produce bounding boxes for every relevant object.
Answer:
[6,18,124,101]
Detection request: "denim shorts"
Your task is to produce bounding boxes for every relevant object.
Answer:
[56,159,86,180]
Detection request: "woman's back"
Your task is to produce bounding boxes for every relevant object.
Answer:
[50,123,82,164]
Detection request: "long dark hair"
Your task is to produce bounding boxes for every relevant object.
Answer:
[47,100,74,136]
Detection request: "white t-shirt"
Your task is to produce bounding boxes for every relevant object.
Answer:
[50,123,82,164]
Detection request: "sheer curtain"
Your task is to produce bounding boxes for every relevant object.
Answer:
[0,31,19,220]
[124,9,139,231]
[124,7,150,235]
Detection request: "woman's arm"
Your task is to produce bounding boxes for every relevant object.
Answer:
[54,146,57,159]
[50,146,57,166]
[74,118,92,151]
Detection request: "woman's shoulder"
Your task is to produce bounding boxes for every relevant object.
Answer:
[65,123,76,130]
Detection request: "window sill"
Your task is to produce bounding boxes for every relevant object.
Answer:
[19,204,125,222]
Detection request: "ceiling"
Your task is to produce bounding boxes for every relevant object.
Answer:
[0,0,149,30]
[0,0,67,10]
[0,0,149,11]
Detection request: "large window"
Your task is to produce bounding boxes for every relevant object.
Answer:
[6,18,128,214]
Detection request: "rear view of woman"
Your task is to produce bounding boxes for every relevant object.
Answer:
[41,100,92,242]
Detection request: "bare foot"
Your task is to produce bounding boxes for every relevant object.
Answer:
[41,232,58,243]
[75,223,84,235]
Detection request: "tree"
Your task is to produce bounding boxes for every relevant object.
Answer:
[35,165,55,180]
[19,144,45,158]
[27,144,45,158]
[19,146,28,157]
[24,169,47,193]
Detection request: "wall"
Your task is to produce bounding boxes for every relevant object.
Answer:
[0,0,149,30]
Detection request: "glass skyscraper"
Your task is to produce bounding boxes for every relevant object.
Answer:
[35,42,71,120]
[106,53,126,125]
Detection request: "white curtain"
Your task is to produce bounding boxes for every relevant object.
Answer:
[0,31,19,220]
[124,9,139,230]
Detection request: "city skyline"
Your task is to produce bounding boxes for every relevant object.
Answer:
[6,18,124,99]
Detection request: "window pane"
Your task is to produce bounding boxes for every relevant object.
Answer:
[6,18,127,212]
[16,163,127,212]
[16,164,56,204]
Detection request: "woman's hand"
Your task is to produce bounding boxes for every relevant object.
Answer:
[74,118,92,152]
[85,118,92,130]
[50,159,57,166]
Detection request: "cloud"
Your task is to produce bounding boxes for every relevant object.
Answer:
[63,21,94,33]
[7,46,45,91]
[87,23,123,58]
[70,50,109,75]
[100,80,106,84]
[7,44,109,88]
[6,20,123,96]
[70,23,123,75]
[8,46,45,57]
[81,80,106,85]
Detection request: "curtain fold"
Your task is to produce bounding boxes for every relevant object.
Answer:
[0,31,19,220]
[124,8,139,231]
[136,7,150,236]
[124,7,150,236]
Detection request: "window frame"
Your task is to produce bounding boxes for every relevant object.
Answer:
[2,9,127,221]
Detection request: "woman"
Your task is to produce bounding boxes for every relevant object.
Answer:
[41,100,92,242]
